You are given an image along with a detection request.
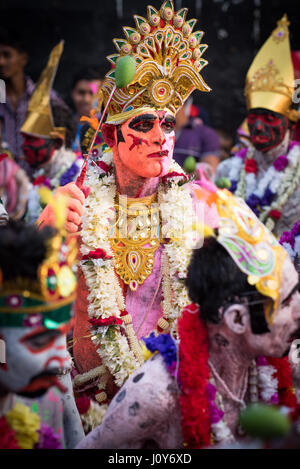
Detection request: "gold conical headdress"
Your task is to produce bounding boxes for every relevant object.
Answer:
[245,14,298,122]
[102,0,211,124]
[21,41,66,139]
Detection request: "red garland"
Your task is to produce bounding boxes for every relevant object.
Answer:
[161,171,188,184]
[82,248,112,260]
[177,304,211,449]
[33,175,47,186]
[89,316,123,326]
[0,416,20,449]
[266,356,297,408]
[244,159,258,175]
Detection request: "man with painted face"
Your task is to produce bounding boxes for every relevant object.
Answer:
[21,41,81,224]
[216,15,300,237]
[78,188,300,449]
[38,1,213,418]
[0,219,84,449]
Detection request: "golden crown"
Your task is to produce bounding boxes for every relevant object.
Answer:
[245,15,298,122]
[102,0,211,124]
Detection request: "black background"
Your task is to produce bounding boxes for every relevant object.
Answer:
[1,0,299,135]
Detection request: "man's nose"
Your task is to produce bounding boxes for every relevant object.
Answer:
[152,120,166,146]
[254,120,264,132]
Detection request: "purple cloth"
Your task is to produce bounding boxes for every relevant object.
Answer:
[173,118,220,167]
[0,76,65,176]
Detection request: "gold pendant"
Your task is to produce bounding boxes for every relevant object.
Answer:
[110,193,161,291]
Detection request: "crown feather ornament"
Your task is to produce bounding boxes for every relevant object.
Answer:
[102,0,211,124]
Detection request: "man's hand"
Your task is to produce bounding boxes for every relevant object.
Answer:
[38,182,88,233]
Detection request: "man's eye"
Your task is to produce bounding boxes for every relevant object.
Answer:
[23,330,61,351]
[161,122,175,133]
[133,122,154,132]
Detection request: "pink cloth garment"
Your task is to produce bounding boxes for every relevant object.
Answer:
[0,158,19,214]
[126,245,164,340]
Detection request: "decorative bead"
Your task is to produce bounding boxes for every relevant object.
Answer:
[149,14,160,26]
[123,314,132,325]
[189,35,198,48]
[161,7,173,21]
[129,32,141,45]
[173,15,184,28]
[194,60,201,70]
[139,22,151,35]
[121,43,132,54]
[157,317,170,330]
[193,48,201,59]
[182,23,191,37]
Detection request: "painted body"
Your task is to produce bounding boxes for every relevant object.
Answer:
[78,256,300,448]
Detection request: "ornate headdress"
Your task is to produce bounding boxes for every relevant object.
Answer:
[0,191,77,328]
[21,41,66,140]
[245,14,298,122]
[102,0,211,125]
[194,185,287,325]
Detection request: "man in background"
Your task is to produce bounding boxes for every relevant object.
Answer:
[70,68,103,154]
[173,98,220,175]
[0,28,66,174]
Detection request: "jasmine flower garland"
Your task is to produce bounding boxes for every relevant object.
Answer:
[80,149,195,401]
[229,142,300,232]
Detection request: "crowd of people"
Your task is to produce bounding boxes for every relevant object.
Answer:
[1,0,300,452]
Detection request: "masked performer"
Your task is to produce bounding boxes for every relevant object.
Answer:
[38,0,213,415]
[78,186,300,449]
[0,215,84,449]
[21,41,81,224]
[216,15,300,237]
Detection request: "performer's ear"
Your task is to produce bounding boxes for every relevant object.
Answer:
[102,123,117,148]
[223,304,249,335]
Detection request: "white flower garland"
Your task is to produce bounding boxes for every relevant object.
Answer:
[80,150,194,390]
[233,143,300,232]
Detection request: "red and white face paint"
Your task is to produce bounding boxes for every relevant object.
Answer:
[108,110,176,179]
[0,325,70,397]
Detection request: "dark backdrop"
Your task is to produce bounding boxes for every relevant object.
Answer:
[1,0,299,135]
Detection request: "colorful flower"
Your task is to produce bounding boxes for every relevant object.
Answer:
[269,209,281,220]
[6,403,40,449]
[273,155,288,171]
[244,158,258,174]
[89,316,123,327]
[82,248,112,260]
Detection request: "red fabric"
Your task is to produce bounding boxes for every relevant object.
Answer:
[178,303,211,449]
[266,356,297,408]
[75,395,91,415]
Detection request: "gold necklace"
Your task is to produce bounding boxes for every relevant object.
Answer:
[110,192,162,291]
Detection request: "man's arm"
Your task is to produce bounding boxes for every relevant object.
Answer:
[77,354,182,449]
